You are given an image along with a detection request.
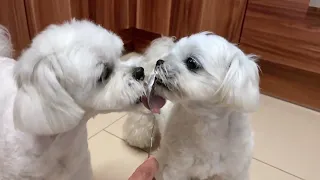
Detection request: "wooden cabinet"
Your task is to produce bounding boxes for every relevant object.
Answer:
[170,0,247,42]
[240,0,320,110]
[89,0,136,45]
[136,0,248,43]
[90,0,134,32]
[0,0,88,57]
[136,0,172,35]
[0,0,30,57]
[0,0,247,54]
[25,0,89,37]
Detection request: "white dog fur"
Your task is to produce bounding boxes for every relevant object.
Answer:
[124,32,259,180]
[0,20,146,180]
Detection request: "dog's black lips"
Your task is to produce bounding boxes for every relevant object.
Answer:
[135,97,142,104]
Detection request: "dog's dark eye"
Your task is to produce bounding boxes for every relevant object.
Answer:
[98,66,112,83]
[185,57,201,71]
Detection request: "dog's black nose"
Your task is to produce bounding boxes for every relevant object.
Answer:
[132,67,145,80]
[156,59,164,66]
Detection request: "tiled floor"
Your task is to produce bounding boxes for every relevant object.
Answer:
[87,53,319,180]
[87,94,319,180]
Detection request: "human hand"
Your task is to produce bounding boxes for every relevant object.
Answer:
[128,156,158,180]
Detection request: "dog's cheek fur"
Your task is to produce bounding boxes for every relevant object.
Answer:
[13,49,84,135]
[156,60,215,102]
[179,74,215,99]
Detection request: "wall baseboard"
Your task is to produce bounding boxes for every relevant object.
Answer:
[258,60,320,111]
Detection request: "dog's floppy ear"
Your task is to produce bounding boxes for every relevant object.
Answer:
[220,52,260,112]
[13,48,85,135]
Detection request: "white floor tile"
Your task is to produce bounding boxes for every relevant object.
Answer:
[251,95,320,180]
[89,131,147,180]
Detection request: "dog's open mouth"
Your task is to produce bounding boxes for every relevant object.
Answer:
[140,95,166,114]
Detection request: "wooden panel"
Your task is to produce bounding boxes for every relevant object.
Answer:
[132,28,161,53]
[240,0,320,110]
[128,0,137,28]
[240,0,320,74]
[258,59,320,111]
[0,0,30,57]
[89,0,136,50]
[136,0,172,35]
[70,0,89,19]
[200,0,248,43]
[169,0,203,38]
[90,0,134,33]
[25,0,89,38]
[169,0,248,42]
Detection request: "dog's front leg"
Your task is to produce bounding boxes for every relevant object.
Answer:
[219,170,249,180]
[155,148,192,180]
[156,165,189,180]
[70,157,93,180]
[230,171,249,180]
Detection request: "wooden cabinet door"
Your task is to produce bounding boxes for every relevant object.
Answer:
[136,0,248,43]
[0,0,30,57]
[170,0,247,43]
[240,0,320,110]
[25,0,89,38]
[89,0,136,46]
[90,0,134,32]
[241,0,320,74]
[136,0,172,35]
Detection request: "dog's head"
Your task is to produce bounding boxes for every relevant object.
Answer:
[13,20,145,135]
[153,32,260,112]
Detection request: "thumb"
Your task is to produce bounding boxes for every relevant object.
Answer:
[129,157,159,180]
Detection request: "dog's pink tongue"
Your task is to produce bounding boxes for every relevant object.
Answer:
[141,95,166,114]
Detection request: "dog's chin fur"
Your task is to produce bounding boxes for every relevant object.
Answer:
[124,32,259,180]
[0,20,145,179]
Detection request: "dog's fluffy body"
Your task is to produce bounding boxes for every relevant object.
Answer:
[125,33,259,180]
[0,20,145,179]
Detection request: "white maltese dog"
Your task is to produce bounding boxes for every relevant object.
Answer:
[125,32,260,180]
[0,20,146,180]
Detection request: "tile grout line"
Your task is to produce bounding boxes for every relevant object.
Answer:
[88,129,105,140]
[252,158,305,180]
[103,129,123,140]
[87,113,127,140]
[103,130,149,154]
[103,114,128,131]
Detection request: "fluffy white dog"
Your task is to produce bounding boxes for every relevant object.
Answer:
[125,32,260,180]
[0,20,146,180]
